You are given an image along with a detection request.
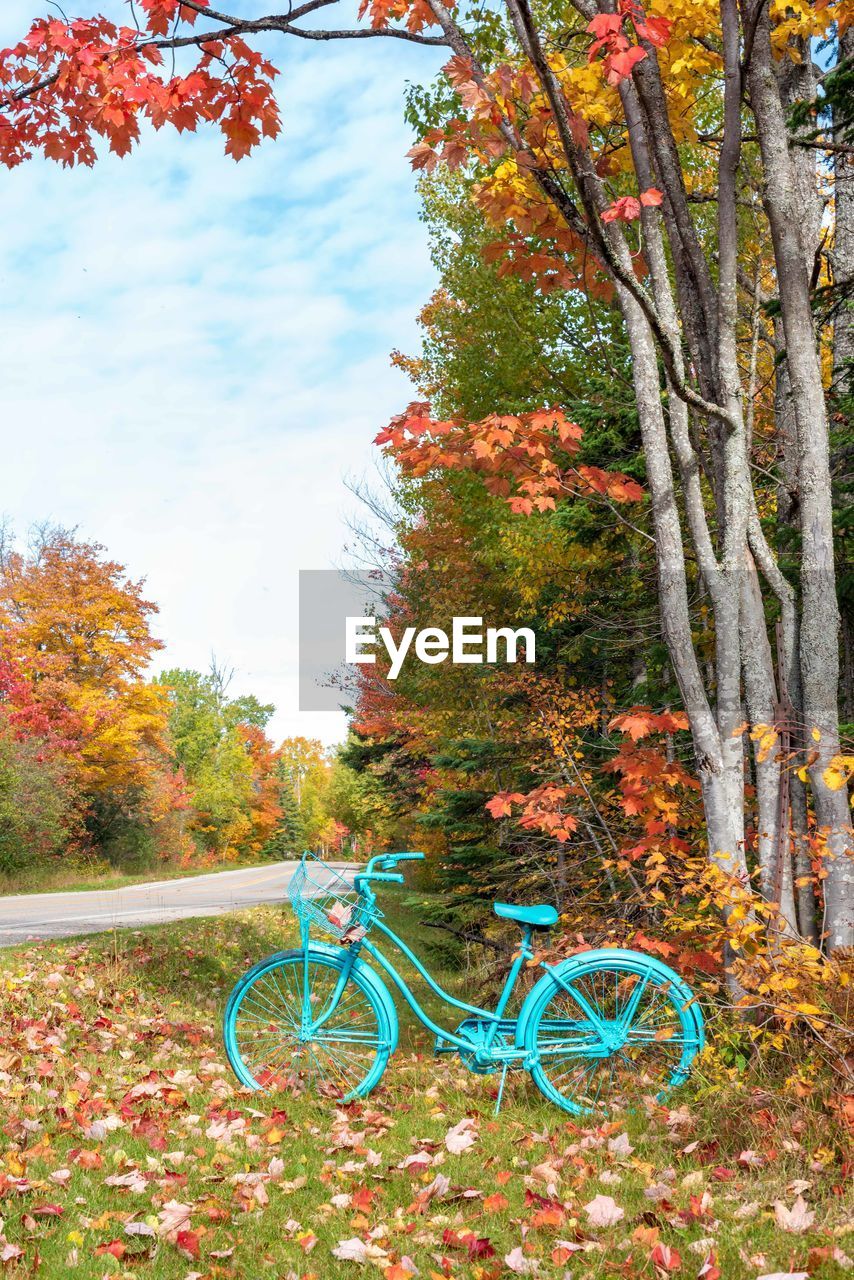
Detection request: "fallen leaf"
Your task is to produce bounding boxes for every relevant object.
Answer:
[95,1240,126,1260]
[757,1274,809,1280]
[484,1192,509,1212]
[176,1229,201,1260]
[157,1200,192,1240]
[504,1245,540,1274]
[651,1242,681,1271]
[645,1182,673,1201]
[774,1196,815,1234]
[584,1194,625,1227]
[698,1250,721,1280]
[608,1132,634,1157]
[333,1237,389,1264]
[444,1118,478,1154]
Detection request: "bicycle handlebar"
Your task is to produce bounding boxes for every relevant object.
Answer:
[365,851,426,874]
[353,871,405,897]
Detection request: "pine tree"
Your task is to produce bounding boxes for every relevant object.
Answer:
[263,764,306,858]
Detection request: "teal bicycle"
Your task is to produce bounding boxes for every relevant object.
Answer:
[223,851,704,1115]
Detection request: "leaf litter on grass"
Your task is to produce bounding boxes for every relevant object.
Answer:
[0,908,849,1279]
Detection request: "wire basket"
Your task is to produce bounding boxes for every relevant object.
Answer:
[287,852,380,942]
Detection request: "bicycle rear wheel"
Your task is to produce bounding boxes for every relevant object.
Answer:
[526,951,704,1116]
[224,947,393,1100]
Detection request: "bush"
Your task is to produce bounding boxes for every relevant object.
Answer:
[0,730,76,873]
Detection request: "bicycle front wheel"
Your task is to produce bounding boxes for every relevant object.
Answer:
[223,948,393,1100]
[526,951,704,1116]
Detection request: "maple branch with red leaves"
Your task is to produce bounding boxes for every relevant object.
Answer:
[0,8,449,112]
[0,1,448,172]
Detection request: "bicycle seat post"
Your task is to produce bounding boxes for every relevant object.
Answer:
[481,924,533,1057]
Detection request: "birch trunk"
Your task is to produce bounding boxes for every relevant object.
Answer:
[833,27,854,397]
[745,8,854,950]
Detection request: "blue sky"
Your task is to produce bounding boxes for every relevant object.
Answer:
[0,2,445,745]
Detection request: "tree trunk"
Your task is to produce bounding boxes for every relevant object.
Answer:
[616,281,749,996]
[832,26,854,397]
[745,8,854,950]
[739,559,798,933]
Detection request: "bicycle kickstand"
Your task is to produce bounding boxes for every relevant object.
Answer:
[494,1062,509,1117]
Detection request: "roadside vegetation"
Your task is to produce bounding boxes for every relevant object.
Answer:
[0,899,850,1280]
[0,525,361,887]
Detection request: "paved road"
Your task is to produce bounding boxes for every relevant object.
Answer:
[0,861,354,947]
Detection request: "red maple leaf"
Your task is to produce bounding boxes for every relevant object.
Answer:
[635,14,672,47]
[609,708,657,741]
[588,12,623,38]
[176,1229,201,1260]
[607,44,647,83]
[602,195,642,223]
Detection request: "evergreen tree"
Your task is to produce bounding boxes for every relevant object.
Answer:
[264,763,306,858]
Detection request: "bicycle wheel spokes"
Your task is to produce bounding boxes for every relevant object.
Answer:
[545,1054,610,1113]
[530,957,702,1116]
[225,949,391,1100]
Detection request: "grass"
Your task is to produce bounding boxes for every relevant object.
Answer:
[0,897,850,1279]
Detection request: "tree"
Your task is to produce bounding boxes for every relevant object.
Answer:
[157,664,278,858]
[2,0,852,961]
[0,725,78,873]
[0,525,172,856]
[324,746,404,854]
[275,737,333,847]
[382,1,853,959]
[0,528,291,870]
[263,759,307,857]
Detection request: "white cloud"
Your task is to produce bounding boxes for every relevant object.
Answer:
[0,4,443,744]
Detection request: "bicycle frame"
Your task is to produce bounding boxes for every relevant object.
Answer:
[302,912,537,1063]
[298,859,631,1071]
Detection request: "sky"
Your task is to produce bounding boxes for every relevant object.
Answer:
[0,2,445,746]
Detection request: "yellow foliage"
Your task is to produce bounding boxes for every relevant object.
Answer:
[769,0,837,50]
[822,755,854,792]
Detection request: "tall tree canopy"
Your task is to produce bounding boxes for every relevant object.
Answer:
[1,0,852,982]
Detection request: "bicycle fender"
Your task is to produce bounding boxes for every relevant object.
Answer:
[515,948,703,1052]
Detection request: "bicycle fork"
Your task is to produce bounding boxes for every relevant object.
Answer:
[300,937,359,1039]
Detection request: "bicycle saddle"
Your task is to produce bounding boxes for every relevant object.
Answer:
[493,901,558,928]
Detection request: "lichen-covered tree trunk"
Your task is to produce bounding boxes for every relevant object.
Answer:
[833,28,854,399]
[833,28,854,726]
[746,7,854,950]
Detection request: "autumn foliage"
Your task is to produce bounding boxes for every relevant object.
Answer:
[0,2,280,168]
[0,0,851,1071]
[375,403,643,514]
[0,528,339,874]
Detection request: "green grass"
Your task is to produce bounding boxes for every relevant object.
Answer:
[0,898,849,1279]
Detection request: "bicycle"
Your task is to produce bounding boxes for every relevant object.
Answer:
[223,851,705,1116]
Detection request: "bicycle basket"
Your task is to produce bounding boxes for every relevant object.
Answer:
[287,852,379,941]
